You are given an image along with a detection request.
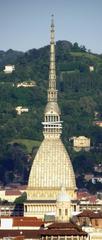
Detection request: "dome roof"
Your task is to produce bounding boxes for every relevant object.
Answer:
[57,188,71,202]
[28,138,76,190]
[44,102,61,115]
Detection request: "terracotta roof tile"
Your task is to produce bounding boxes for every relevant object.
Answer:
[77,210,102,218]
[77,192,97,203]
[48,222,76,229]
[46,222,87,236]
[77,210,93,217]
[13,237,24,240]
[13,216,43,227]
[88,196,96,203]
[5,190,21,196]
[17,185,27,190]
[0,229,87,238]
[77,191,90,198]
[0,230,40,238]
[40,229,87,236]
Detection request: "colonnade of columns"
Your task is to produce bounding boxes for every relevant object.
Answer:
[24,203,56,216]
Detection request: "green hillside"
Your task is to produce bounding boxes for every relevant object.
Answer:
[0,40,102,192]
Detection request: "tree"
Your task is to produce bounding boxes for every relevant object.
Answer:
[80,45,86,52]
[14,192,27,204]
[72,42,80,52]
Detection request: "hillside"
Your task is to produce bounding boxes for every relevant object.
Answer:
[0,41,102,192]
[0,49,24,69]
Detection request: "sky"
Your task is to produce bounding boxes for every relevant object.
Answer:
[0,0,102,54]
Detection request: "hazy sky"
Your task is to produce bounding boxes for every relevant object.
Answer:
[0,0,102,53]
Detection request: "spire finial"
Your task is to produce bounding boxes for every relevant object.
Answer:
[51,14,54,26]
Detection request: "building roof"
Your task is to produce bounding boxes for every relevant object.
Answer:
[42,222,87,236]
[88,195,97,203]
[77,210,102,218]
[0,230,40,238]
[40,229,87,236]
[77,191,97,203]
[77,191,90,199]
[16,185,27,191]
[48,222,78,229]
[25,200,56,203]
[13,217,43,227]
[28,138,76,190]
[0,218,87,237]
[5,189,21,196]
[0,227,87,238]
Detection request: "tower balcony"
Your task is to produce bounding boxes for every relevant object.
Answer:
[42,121,62,139]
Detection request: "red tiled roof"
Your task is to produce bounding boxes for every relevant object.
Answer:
[77,192,97,203]
[48,222,76,229]
[17,185,27,190]
[41,229,87,236]
[13,221,43,227]
[0,230,40,238]
[77,192,90,199]
[0,228,87,238]
[88,196,96,203]
[5,190,21,196]
[0,216,42,220]
[13,237,24,240]
[77,210,94,217]
[0,219,88,237]
[13,217,43,227]
[13,216,41,221]
[46,222,87,236]
[77,210,102,218]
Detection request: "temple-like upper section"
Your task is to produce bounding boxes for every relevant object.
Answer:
[42,15,62,139]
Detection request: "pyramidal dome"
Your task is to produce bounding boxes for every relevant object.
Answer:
[28,138,76,189]
[27,15,76,201]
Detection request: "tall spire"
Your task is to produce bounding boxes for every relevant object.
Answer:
[42,15,62,139]
[48,14,57,102]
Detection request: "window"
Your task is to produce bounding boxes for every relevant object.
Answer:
[59,209,61,216]
[51,116,53,122]
[74,205,76,211]
[25,205,27,212]
[65,209,68,215]
[95,219,98,226]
